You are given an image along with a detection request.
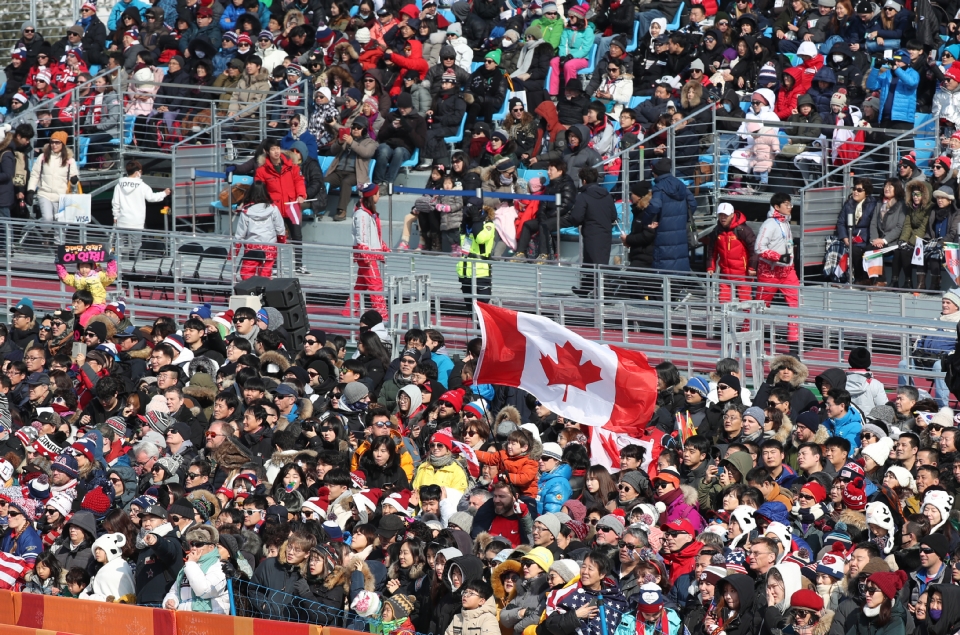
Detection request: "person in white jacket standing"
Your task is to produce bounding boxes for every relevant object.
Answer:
[162,525,230,614]
[235,180,285,279]
[79,532,136,603]
[26,131,79,234]
[112,160,171,254]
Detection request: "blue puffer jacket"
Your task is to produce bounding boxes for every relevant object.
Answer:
[219,3,245,32]
[537,463,572,514]
[807,66,837,120]
[651,173,696,272]
[108,0,148,31]
[867,64,919,124]
[826,407,864,455]
[212,46,237,78]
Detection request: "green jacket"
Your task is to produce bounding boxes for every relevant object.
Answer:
[845,600,907,635]
[531,16,564,49]
[899,203,932,246]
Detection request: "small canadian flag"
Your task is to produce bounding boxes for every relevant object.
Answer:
[474,303,657,469]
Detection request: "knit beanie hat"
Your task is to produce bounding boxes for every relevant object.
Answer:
[47,491,74,517]
[27,475,50,502]
[800,481,826,504]
[384,594,416,620]
[8,494,39,521]
[636,582,666,611]
[865,570,907,600]
[620,470,648,494]
[448,511,474,533]
[535,512,561,537]
[848,346,871,369]
[743,406,765,426]
[685,376,710,398]
[81,481,115,518]
[549,559,580,583]
[884,466,916,493]
[842,477,867,511]
[815,552,845,580]
[922,490,954,532]
[920,533,949,560]
[830,90,847,108]
[860,437,895,469]
[839,462,865,482]
[168,496,197,519]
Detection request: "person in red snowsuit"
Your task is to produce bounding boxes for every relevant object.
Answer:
[755,193,800,343]
[385,40,429,97]
[344,182,388,319]
[703,202,758,305]
[254,140,307,273]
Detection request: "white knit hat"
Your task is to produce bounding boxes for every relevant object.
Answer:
[860,436,895,469]
[47,491,74,517]
[884,466,917,493]
[923,490,954,532]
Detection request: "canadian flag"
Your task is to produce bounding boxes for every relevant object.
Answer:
[474,303,657,470]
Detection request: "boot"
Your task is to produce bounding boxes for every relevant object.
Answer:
[510,252,527,262]
[333,209,346,222]
[915,272,926,290]
[430,233,442,252]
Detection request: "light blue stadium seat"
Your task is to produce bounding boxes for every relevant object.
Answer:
[491,91,512,121]
[577,43,598,76]
[400,148,420,173]
[110,115,136,146]
[76,136,90,169]
[666,1,684,30]
[628,95,649,109]
[445,114,467,151]
[626,20,640,52]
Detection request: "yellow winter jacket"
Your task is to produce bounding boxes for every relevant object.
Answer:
[412,459,469,493]
[57,260,118,306]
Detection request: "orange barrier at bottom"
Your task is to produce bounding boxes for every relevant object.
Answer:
[0,626,80,635]
[0,591,362,635]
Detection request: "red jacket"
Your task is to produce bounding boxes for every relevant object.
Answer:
[387,40,429,96]
[775,66,813,119]
[662,539,704,585]
[358,43,383,71]
[704,211,758,275]
[254,155,306,220]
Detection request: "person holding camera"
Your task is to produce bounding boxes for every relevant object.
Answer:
[866,48,919,140]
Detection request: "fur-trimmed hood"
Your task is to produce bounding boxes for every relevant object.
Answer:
[87,313,117,342]
[259,350,291,374]
[812,609,835,635]
[494,406,521,439]
[213,436,254,473]
[183,377,217,403]
[838,508,867,532]
[490,558,523,604]
[769,355,809,387]
[474,531,496,558]
[771,417,794,445]
[680,483,699,507]
[386,559,425,582]
[319,64,355,91]
[324,560,376,592]
[906,179,932,209]
[333,40,359,60]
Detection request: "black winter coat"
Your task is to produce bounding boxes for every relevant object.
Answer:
[241,425,274,463]
[0,136,19,209]
[378,110,427,153]
[251,557,305,621]
[625,202,657,267]
[155,69,192,110]
[135,528,184,603]
[562,183,617,265]
[539,173,577,223]
[431,90,467,133]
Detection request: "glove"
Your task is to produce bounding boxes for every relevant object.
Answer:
[70,175,79,185]
[778,253,791,263]
[436,204,451,212]
[24,191,33,206]
[224,165,237,174]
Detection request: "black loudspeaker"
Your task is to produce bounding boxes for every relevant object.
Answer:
[264,278,303,309]
[287,325,307,350]
[281,304,308,331]
[234,276,270,296]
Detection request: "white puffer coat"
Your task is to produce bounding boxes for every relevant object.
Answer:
[27,146,79,203]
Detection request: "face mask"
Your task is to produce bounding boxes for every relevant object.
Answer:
[502,38,513,47]
[723,103,732,112]
[833,54,844,63]
[931,609,943,622]
[359,11,370,18]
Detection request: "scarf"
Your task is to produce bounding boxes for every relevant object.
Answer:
[513,38,545,78]
[51,479,77,494]
[428,452,455,468]
[92,93,104,125]
[854,198,864,223]
[171,548,221,611]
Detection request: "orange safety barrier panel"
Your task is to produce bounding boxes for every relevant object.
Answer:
[175,610,326,635]
[0,589,18,624]
[14,593,176,635]
[0,625,81,635]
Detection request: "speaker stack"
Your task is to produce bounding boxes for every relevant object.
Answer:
[261,278,309,350]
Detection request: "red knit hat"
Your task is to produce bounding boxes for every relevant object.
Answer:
[437,390,463,413]
[81,485,113,514]
[866,570,908,600]
[790,589,824,612]
[431,429,456,451]
[800,482,827,504]
[216,486,235,500]
[842,477,867,511]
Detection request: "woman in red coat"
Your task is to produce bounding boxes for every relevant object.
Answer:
[254,140,308,273]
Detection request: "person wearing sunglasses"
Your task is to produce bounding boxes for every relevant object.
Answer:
[161,524,230,612]
[592,59,632,117]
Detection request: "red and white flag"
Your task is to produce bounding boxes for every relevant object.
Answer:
[0,552,28,590]
[474,303,657,467]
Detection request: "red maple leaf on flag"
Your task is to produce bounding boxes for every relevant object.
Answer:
[539,341,603,401]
